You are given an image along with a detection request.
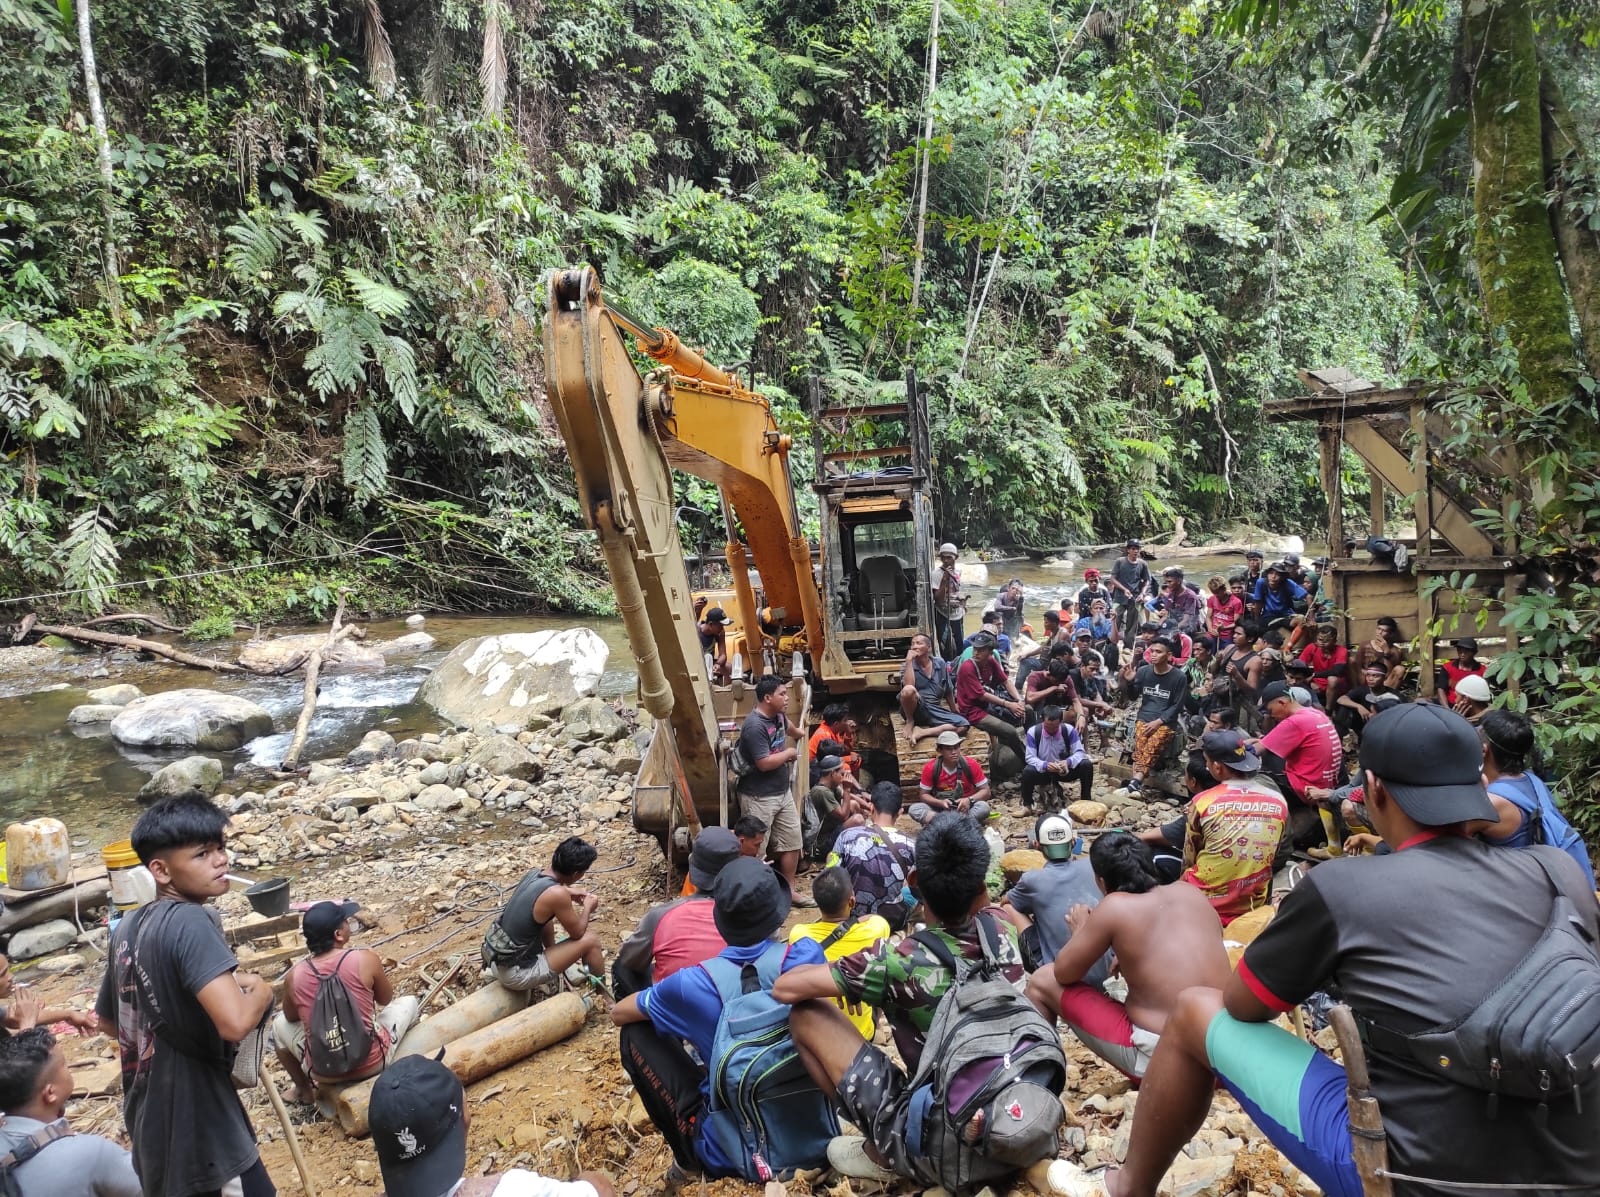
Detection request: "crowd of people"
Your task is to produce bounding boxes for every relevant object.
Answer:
[10,540,1599,1197]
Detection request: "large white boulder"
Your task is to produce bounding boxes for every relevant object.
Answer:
[138,755,224,802]
[110,689,274,750]
[416,630,609,730]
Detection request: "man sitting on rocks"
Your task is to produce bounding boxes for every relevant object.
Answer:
[611,859,826,1187]
[998,814,1106,977]
[828,782,919,932]
[1098,703,1600,1197]
[900,631,971,745]
[1119,636,1189,795]
[954,631,1028,761]
[612,828,739,998]
[480,837,605,998]
[1020,705,1094,810]
[1253,681,1342,847]
[272,900,421,1102]
[1026,832,1229,1082]
[804,753,870,862]
[911,730,993,824]
[0,1026,140,1196]
[775,813,1033,1184]
[370,1053,612,1197]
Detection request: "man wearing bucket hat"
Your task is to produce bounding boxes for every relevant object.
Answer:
[612,828,740,999]
[272,900,421,1101]
[932,543,968,659]
[370,1052,613,1197]
[611,859,829,1186]
[1098,703,1600,1197]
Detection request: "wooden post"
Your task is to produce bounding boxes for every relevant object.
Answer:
[280,591,357,771]
[1368,470,1385,539]
[1321,424,1344,561]
[1411,401,1436,698]
[1329,1005,1395,1197]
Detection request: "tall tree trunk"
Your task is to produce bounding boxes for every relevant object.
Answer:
[1462,0,1578,417]
[74,0,122,323]
[1540,67,1600,381]
[907,0,942,336]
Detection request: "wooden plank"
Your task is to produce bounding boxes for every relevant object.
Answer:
[1320,425,1344,560]
[239,941,305,973]
[1369,471,1384,539]
[225,913,302,946]
[821,446,912,463]
[819,403,909,420]
[1341,422,1499,557]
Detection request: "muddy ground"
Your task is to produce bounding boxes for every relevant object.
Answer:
[27,783,1306,1197]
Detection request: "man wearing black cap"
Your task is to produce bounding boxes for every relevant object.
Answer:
[1178,731,1286,925]
[610,858,828,1186]
[1436,635,1485,706]
[370,1053,613,1197]
[803,753,868,861]
[1253,680,1341,811]
[696,605,735,684]
[612,828,739,999]
[1101,704,1600,1197]
[271,900,419,1102]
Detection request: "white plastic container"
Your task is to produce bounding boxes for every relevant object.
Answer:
[6,818,71,891]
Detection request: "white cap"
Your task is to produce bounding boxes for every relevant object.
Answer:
[935,729,964,747]
[1455,673,1493,703]
[938,543,958,557]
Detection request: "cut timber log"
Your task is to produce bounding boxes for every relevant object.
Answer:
[0,879,110,935]
[336,990,588,1136]
[388,981,531,1060]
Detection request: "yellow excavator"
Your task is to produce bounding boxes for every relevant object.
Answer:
[544,266,943,851]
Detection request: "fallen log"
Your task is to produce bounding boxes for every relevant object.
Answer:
[0,879,110,935]
[336,990,588,1136]
[26,623,244,672]
[279,592,353,771]
[76,611,185,633]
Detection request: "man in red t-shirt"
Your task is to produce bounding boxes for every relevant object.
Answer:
[953,633,1026,759]
[1437,636,1486,706]
[1296,623,1349,705]
[1254,682,1342,805]
[911,729,992,824]
[273,901,420,1101]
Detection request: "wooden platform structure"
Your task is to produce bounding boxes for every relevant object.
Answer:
[1265,368,1524,697]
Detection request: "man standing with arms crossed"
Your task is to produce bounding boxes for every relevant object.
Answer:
[737,674,816,905]
[1108,540,1153,649]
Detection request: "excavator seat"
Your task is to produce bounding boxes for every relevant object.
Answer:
[848,554,913,630]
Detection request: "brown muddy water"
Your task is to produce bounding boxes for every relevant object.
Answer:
[0,548,1259,840]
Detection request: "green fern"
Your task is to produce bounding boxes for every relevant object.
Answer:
[223,211,284,283]
[341,401,389,501]
[58,507,120,614]
[282,208,329,248]
[374,334,418,420]
[344,268,410,318]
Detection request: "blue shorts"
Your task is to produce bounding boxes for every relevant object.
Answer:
[1205,1012,1363,1197]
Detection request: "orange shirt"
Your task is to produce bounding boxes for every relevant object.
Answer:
[808,721,862,776]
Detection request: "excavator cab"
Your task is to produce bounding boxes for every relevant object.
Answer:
[809,371,937,694]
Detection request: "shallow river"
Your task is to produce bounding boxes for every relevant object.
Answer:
[0,548,1255,842]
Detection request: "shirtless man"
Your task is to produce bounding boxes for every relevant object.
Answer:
[1025,831,1229,1080]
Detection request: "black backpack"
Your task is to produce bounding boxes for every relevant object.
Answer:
[0,1120,71,1197]
[304,951,374,1077]
[1358,850,1600,1116]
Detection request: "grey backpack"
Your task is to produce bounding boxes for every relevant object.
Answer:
[304,951,374,1077]
[901,916,1067,1193]
[1358,849,1600,1116]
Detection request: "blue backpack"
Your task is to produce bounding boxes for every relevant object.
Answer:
[1492,774,1597,889]
[699,943,838,1181]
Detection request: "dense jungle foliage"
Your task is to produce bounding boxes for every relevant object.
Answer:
[0,0,1595,607]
